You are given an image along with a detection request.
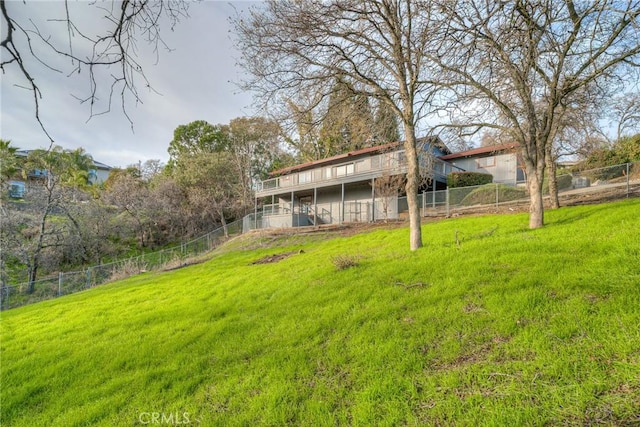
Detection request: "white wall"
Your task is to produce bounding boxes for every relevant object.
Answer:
[451,152,518,185]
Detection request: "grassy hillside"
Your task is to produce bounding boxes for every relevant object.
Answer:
[1,200,639,426]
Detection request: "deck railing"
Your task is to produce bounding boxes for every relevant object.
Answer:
[257,150,461,194]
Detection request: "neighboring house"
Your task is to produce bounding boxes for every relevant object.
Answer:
[439,143,526,186]
[249,137,461,229]
[88,160,112,184]
[7,149,113,199]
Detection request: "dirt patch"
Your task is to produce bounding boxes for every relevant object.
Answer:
[251,250,303,265]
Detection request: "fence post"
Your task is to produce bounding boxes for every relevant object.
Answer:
[495,183,499,207]
[432,185,436,209]
[86,268,91,289]
[422,191,426,216]
[58,272,63,296]
[446,188,450,217]
[627,163,630,198]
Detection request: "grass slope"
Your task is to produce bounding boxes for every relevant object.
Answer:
[1,200,640,426]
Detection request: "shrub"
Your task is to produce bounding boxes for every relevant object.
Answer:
[447,172,493,188]
[583,164,628,182]
[331,254,360,270]
[577,133,639,171]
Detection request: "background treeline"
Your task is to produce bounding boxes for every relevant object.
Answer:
[0,80,407,289]
[0,117,292,289]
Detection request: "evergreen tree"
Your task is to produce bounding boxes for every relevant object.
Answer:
[319,78,374,156]
[373,101,400,144]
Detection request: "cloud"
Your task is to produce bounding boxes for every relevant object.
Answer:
[1,1,256,168]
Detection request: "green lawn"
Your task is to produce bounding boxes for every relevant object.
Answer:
[1,199,639,426]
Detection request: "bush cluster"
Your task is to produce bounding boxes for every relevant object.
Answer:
[447,172,493,188]
[578,133,640,171]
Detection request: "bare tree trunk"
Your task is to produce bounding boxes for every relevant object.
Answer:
[545,144,560,209]
[28,259,39,294]
[526,165,545,229]
[403,123,422,251]
[220,212,229,238]
[28,205,50,293]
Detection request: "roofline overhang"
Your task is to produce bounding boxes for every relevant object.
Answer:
[270,136,447,177]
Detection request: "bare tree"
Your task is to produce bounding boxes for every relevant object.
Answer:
[2,147,93,292]
[233,0,442,250]
[224,116,284,211]
[373,172,405,222]
[545,87,611,208]
[609,92,640,142]
[432,0,640,228]
[103,172,152,248]
[1,0,189,138]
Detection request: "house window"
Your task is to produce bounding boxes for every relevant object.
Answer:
[335,163,355,177]
[477,156,495,168]
[355,159,369,173]
[299,170,312,184]
[324,167,332,180]
[371,155,380,169]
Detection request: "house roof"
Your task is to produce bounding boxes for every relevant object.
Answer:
[269,136,448,177]
[15,149,112,170]
[438,143,519,160]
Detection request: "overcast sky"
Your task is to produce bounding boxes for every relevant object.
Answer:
[1,1,257,168]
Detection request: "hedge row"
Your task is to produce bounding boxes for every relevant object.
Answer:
[447,172,493,188]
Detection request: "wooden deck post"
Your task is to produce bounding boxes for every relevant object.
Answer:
[341,183,345,224]
[314,187,318,226]
[291,190,295,226]
[371,178,375,222]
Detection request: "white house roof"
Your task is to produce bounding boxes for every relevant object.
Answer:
[15,149,112,170]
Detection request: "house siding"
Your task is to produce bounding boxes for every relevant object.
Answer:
[449,152,519,185]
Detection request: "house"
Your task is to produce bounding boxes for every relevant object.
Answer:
[246,137,462,230]
[88,159,112,184]
[7,149,113,199]
[438,143,526,186]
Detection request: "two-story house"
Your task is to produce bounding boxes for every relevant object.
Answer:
[246,137,461,230]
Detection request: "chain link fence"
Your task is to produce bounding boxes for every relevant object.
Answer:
[414,161,639,217]
[1,220,243,311]
[7,163,635,311]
